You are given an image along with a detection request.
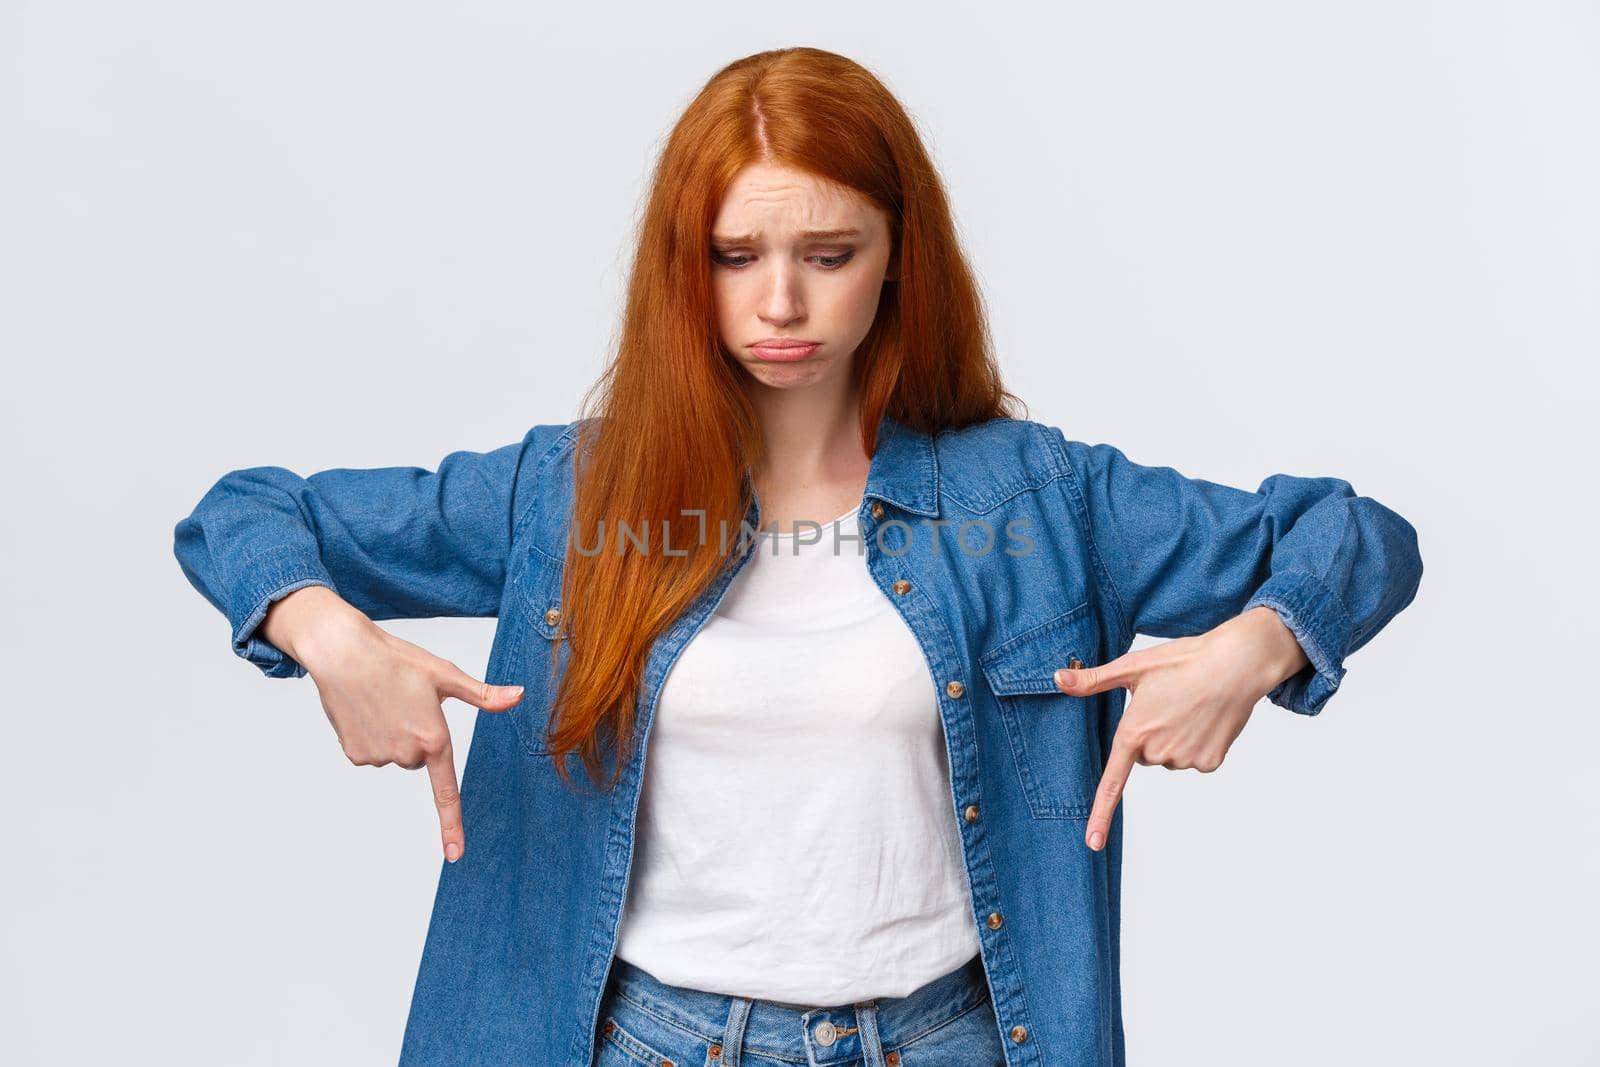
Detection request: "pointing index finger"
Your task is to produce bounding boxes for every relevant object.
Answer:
[426,736,465,863]
[1086,728,1138,851]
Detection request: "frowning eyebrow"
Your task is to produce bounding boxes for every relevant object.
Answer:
[710,228,862,244]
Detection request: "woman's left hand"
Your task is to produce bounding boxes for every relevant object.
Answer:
[1056,604,1310,852]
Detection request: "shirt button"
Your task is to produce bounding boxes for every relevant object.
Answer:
[544,606,562,627]
[871,502,885,519]
[814,1020,838,1045]
[987,911,1004,929]
[1009,1024,1029,1044]
[964,804,980,823]
[945,680,965,698]
[892,579,912,595]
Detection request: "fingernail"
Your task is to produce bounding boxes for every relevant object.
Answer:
[1088,830,1104,851]
[445,843,462,863]
[507,685,524,697]
[1056,669,1076,687]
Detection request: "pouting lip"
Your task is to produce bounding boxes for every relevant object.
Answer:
[748,338,822,348]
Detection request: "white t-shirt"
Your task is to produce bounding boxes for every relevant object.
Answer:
[612,505,981,1005]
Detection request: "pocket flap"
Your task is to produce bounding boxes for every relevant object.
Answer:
[515,552,567,640]
[979,602,1095,696]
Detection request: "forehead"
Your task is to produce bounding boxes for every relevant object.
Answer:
[713,162,879,234]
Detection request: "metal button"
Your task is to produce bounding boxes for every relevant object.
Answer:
[987,911,1004,929]
[945,680,965,698]
[1068,658,1083,670]
[892,579,912,595]
[708,1044,722,1059]
[814,1020,838,1046]
[1010,1024,1029,1043]
[545,606,562,627]
[871,502,885,520]
[964,804,979,823]
[886,1053,901,1065]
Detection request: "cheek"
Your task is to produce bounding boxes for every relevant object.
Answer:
[838,274,885,327]
[710,277,744,332]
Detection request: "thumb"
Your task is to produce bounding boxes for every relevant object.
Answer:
[437,664,524,711]
[1055,652,1138,696]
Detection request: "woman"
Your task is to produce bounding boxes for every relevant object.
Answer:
[174,47,1422,1067]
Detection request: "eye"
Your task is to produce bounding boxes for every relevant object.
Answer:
[709,250,856,271]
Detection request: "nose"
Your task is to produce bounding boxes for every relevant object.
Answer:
[758,260,805,327]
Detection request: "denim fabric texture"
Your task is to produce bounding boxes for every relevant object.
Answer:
[594,952,1003,1066]
[173,413,1424,1066]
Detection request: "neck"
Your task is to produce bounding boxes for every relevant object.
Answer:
[747,384,870,497]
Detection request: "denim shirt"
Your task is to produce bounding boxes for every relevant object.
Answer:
[172,413,1423,1066]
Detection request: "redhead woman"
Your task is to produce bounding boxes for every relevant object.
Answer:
[173,47,1423,1067]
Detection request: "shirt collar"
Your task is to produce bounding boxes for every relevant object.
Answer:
[863,411,941,518]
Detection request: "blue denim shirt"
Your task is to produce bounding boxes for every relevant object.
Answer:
[173,413,1423,1066]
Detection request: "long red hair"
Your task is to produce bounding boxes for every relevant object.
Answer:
[544,47,1025,791]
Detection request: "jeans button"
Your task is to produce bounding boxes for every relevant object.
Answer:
[814,1020,837,1046]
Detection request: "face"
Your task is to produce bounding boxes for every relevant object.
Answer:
[710,162,896,392]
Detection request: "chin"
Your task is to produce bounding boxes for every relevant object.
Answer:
[743,360,833,388]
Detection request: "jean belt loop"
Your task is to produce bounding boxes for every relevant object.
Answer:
[719,995,752,1067]
[855,999,887,1067]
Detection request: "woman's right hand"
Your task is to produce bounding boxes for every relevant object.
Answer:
[261,585,524,863]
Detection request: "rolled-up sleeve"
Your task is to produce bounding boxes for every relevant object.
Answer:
[173,423,567,678]
[1048,426,1423,715]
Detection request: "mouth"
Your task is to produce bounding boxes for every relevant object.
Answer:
[749,340,821,362]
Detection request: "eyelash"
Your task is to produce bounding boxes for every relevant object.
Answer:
[711,251,855,271]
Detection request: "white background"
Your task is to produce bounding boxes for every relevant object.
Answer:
[4,2,1596,1063]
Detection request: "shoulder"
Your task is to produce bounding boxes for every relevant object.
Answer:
[933,417,1073,512]
[508,419,590,547]
[519,418,590,462]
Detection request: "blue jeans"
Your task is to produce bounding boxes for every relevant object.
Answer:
[593,952,1006,1066]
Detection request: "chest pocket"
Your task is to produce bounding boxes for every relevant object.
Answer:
[501,551,568,756]
[979,601,1103,820]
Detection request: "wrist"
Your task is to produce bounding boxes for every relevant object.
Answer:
[1239,604,1311,694]
[261,585,361,669]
